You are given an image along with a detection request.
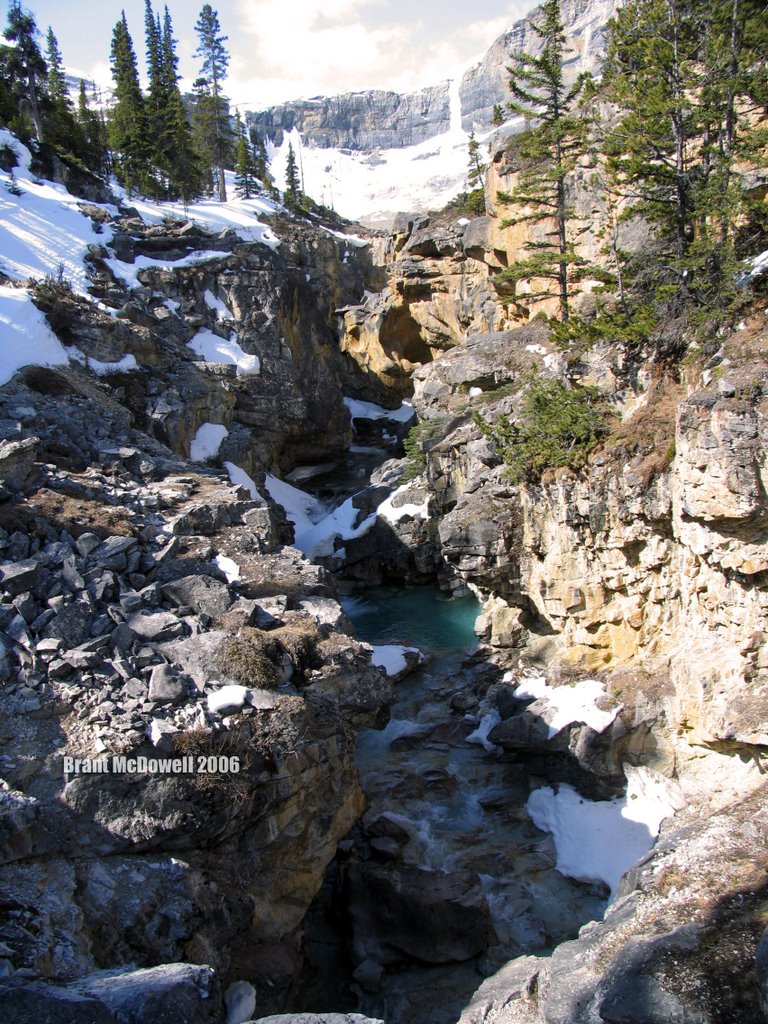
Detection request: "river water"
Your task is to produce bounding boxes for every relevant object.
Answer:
[292,430,609,1023]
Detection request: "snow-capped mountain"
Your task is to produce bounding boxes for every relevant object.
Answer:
[250,0,617,225]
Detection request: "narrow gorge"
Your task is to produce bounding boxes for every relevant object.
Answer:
[0,1,767,1020]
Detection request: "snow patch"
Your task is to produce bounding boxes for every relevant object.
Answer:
[204,288,233,320]
[223,462,264,502]
[466,709,502,752]
[213,554,240,584]
[0,130,115,294]
[84,353,138,376]
[344,396,415,423]
[370,644,421,677]
[105,250,224,291]
[189,422,228,462]
[207,684,248,714]
[376,483,429,525]
[0,286,70,385]
[187,329,260,375]
[512,673,621,737]
[263,473,323,537]
[527,768,680,897]
[111,172,281,249]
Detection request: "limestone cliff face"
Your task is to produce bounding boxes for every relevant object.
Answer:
[407,333,768,754]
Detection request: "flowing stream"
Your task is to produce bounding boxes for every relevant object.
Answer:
[290,421,610,1023]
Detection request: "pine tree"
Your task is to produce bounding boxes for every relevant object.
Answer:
[77,80,109,176]
[193,4,231,202]
[233,111,257,199]
[492,103,505,126]
[467,131,485,191]
[494,0,593,321]
[162,7,205,207]
[108,13,149,195]
[601,0,761,323]
[284,141,301,209]
[44,28,81,154]
[143,0,165,191]
[4,1,47,142]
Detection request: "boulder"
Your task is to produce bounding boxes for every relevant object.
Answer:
[344,862,494,966]
[161,574,232,619]
[73,963,222,1024]
[0,980,118,1024]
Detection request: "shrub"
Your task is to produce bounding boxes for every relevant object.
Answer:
[473,377,610,483]
[402,417,446,480]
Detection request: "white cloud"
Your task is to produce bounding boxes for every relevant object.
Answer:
[230,0,527,107]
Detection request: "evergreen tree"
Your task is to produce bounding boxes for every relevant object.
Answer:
[467,131,485,191]
[193,4,231,201]
[44,28,81,154]
[77,79,109,176]
[163,10,205,207]
[492,103,505,126]
[284,141,301,209]
[143,0,165,187]
[4,1,47,142]
[233,110,257,199]
[494,0,593,321]
[601,0,763,325]
[108,13,149,195]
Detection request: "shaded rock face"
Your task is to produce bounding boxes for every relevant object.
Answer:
[247,85,451,151]
[82,212,382,475]
[344,863,495,967]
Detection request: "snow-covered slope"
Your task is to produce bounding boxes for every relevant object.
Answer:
[0,130,282,386]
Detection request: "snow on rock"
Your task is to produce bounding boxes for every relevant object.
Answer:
[294,495,377,558]
[370,644,423,677]
[263,473,324,537]
[204,288,233,320]
[344,396,415,423]
[207,685,249,715]
[189,423,229,462]
[0,129,114,294]
[112,171,281,249]
[0,285,70,385]
[88,353,138,375]
[187,328,260,376]
[466,709,502,752]
[213,554,240,583]
[512,673,621,738]
[527,767,682,897]
[105,250,225,291]
[742,249,768,283]
[376,483,429,525]
[223,461,264,502]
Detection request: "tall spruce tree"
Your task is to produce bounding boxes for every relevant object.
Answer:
[4,2,46,142]
[160,6,204,205]
[77,80,109,176]
[193,4,231,201]
[233,111,257,199]
[108,12,149,195]
[284,141,301,209]
[467,131,485,191]
[601,0,762,323]
[44,28,82,155]
[494,0,592,321]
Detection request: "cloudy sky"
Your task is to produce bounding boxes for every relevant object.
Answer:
[24,0,529,108]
